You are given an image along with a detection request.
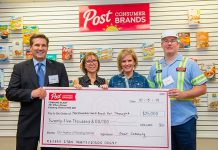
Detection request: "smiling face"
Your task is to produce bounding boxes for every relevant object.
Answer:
[121,54,136,75]
[85,55,99,74]
[30,38,48,62]
[161,36,179,56]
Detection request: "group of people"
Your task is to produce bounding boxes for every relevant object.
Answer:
[74,48,149,89]
[6,30,207,150]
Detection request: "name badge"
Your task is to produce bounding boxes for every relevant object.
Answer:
[156,69,162,73]
[176,67,186,72]
[88,85,98,88]
[48,75,59,84]
[163,76,174,87]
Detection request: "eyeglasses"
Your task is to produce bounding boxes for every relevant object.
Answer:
[162,39,178,44]
[85,59,97,64]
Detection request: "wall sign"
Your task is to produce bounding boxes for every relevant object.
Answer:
[79,3,150,32]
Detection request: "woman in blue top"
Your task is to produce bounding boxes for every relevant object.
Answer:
[109,48,149,88]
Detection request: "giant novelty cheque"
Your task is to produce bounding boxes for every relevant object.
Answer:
[40,87,171,150]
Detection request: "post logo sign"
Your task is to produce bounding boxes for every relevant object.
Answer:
[79,3,150,32]
[49,93,76,101]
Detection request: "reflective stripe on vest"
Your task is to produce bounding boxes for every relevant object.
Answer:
[156,57,192,101]
[148,79,155,88]
[155,60,162,88]
[170,97,193,100]
[191,74,207,85]
[177,57,188,91]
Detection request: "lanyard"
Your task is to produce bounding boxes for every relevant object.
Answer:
[124,76,130,88]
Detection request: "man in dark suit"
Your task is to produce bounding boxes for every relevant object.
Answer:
[6,34,69,150]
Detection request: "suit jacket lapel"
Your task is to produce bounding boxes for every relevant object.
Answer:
[26,59,38,87]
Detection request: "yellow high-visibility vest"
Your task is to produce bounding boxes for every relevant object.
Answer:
[155,57,192,101]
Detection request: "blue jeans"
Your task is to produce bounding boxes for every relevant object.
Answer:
[171,117,196,150]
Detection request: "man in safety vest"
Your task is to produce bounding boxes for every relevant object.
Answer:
[148,30,207,150]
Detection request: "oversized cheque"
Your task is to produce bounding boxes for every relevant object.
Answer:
[40,87,171,150]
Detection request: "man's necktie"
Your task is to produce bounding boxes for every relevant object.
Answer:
[37,63,44,87]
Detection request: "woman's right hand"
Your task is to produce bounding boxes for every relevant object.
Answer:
[100,84,108,90]
[73,79,82,89]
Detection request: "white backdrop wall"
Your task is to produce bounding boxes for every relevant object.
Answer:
[0,0,218,138]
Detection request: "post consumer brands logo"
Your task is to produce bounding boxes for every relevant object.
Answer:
[79,3,150,32]
[49,93,76,101]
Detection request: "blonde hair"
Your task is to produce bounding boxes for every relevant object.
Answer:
[117,48,138,72]
[80,52,100,74]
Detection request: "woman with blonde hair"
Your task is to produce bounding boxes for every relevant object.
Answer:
[109,48,149,88]
[74,52,108,89]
